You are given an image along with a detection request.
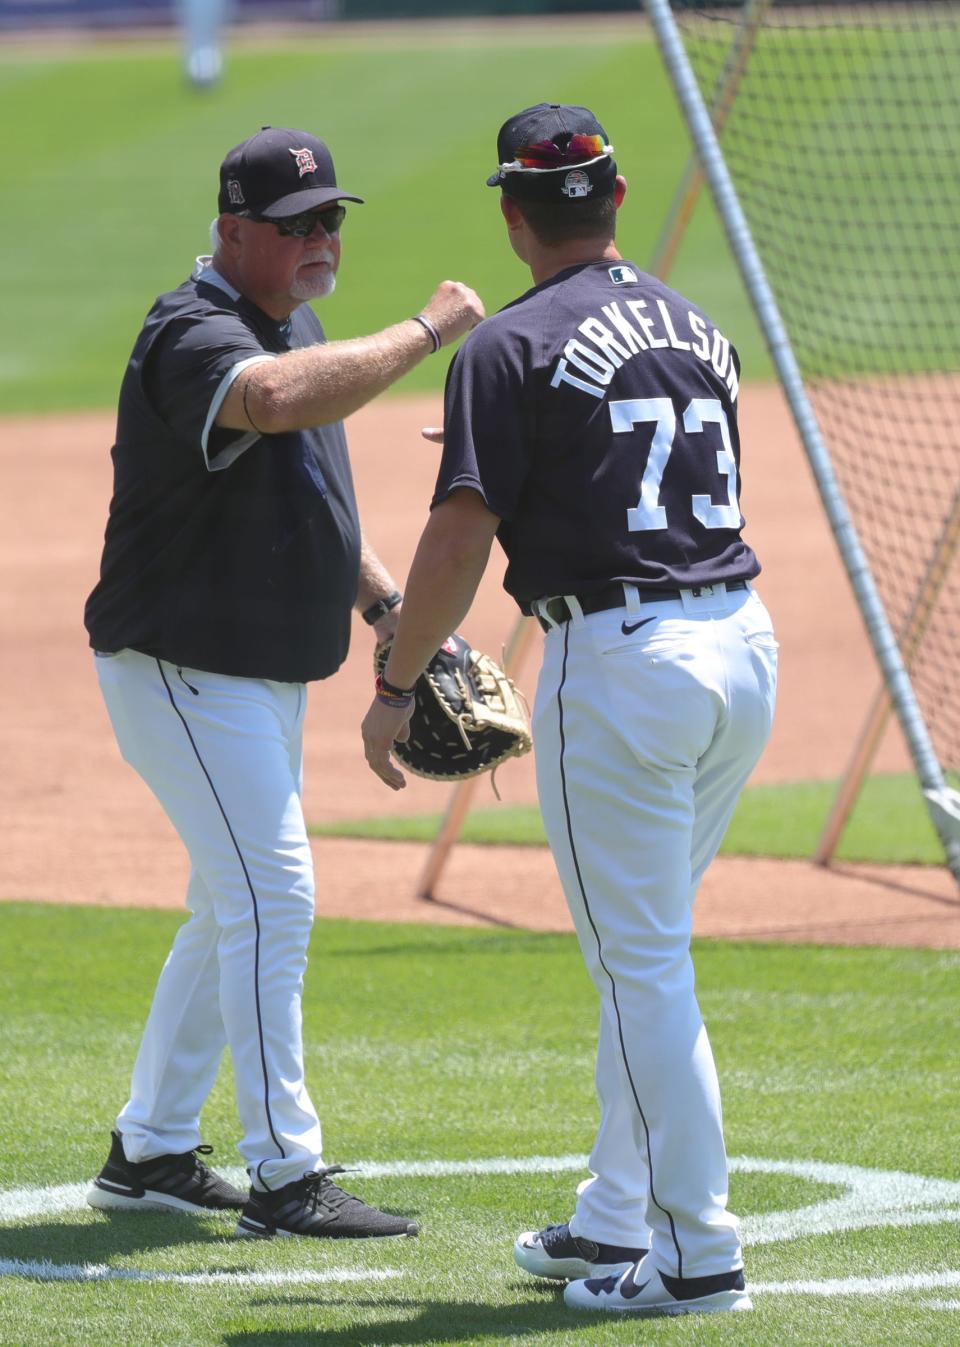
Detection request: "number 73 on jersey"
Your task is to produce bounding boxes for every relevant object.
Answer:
[613,396,741,532]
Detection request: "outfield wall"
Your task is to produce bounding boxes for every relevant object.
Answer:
[0,0,332,28]
[0,0,903,30]
[0,0,630,31]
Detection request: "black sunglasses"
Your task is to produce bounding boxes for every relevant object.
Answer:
[253,205,346,239]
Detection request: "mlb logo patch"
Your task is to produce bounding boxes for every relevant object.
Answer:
[609,265,638,285]
[289,147,318,178]
[227,178,245,206]
[561,169,592,199]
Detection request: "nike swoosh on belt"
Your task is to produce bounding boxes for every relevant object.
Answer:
[621,617,657,636]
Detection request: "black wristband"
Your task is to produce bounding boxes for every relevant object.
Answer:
[361,590,402,625]
[375,672,417,701]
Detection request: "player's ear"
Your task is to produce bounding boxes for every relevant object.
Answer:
[500,194,523,230]
[500,194,528,263]
[216,212,242,253]
[613,175,627,209]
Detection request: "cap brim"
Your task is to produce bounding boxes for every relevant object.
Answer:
[485,169,503,187]
[261,186,365,217]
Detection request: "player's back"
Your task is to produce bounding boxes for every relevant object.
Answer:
[490,260,758,601]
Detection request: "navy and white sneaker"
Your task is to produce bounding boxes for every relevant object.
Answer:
[236,1165,418,1240]
[86,1130,246,1214]
[513,1221,648,1281]
[564,1258,752,1314]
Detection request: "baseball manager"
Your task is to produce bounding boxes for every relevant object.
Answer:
[84,126,483,1239]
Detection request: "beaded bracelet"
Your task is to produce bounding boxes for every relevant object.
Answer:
[375,673,416,709]
[411,313,442,353]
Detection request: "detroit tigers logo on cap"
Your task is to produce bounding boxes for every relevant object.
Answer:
[289,147,318,178]
[561,169,592,199]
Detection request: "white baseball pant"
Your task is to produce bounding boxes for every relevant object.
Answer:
[94,648,323,1191]
[532,582,778,1279]
[176,0,228,85]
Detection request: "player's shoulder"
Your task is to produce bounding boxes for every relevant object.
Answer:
[493,260,710,331]
[140,271,272,369]
[454,296,533,367]
[565,259,701,309]
[591,261,737,360]
[456,272,566,360]
[603,262,720,328]
[146,272,237,325]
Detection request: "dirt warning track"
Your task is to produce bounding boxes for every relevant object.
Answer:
[2,388,956,943]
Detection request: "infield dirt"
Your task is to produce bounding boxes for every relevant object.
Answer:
[2,387,957,945]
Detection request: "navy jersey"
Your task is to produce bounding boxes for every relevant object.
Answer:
[84,262,361,682]
[433,261,760,607]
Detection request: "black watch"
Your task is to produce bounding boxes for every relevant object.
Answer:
[361,589,402,625]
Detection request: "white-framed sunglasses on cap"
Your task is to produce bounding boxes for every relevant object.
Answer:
[497,133,615,176]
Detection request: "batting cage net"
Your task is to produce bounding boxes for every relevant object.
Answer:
[657,1,960,809]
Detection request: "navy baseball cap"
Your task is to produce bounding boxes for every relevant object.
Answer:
[486,103,616,202]
[218,126,364,218]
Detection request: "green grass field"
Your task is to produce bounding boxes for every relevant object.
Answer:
[3,20,959,1346]
[310,772,947,866]
[4,22,952,412]
[0,25,764,414]
[1,903,959,1347]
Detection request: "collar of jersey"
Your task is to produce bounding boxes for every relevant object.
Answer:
[193,255,293,341]
[193,256,241,302]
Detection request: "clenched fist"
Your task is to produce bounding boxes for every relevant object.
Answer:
[420,281,485,348]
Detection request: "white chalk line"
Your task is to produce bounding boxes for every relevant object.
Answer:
[753,1270,960,1297]
[0,1156,592,1224]
[2,1153,959,1295]
[0,1259,400,1286]
[729,1155,960,1248]
[7,1154,958,1247]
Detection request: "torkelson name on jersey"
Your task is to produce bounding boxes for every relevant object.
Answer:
[550,299,739,403]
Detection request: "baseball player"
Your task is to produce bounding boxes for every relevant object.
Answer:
[177,0,229,89]
[83,126,483,1239]
[362,104,777,1315]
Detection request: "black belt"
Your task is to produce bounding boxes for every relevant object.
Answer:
[535,579,748,632]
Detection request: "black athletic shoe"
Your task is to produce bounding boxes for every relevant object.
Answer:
[235,1165,419,1240]
[86,1130,247,1214]
[514,1221,648,1281]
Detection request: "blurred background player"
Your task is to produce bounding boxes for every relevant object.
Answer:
[177,0,230,89]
